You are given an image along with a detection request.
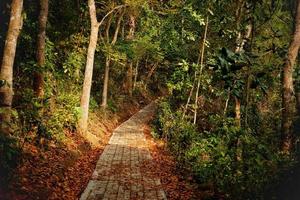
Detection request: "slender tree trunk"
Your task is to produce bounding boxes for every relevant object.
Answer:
[101,57,110,107]
[182,30,204,119]
[101,10,124,108]
[133,60,139,90]
[78,0,99,133]
[0,0,23,134]
[121,19,125,40]
[128,62,133,97]
[234,24,252,127]
[111,9,125,45]
[233,0,246,127]
[224,89,231,115]
[193,16,209,124]
[126,13,135,96]
[182,76,196,119]
[34,0,48,98]
[282,0,300,152]
[144,62,159,90]
[127,14,135,40]
[101,16,113,109]
[79,3,126,130]
[105,14,113,43]
[235,96,241,127]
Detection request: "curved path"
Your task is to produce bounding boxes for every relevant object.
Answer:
[80,102,167,200]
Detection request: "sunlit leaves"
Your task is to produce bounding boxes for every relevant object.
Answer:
[182,4,205,26]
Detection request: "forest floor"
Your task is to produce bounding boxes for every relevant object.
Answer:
[0,100,207,200]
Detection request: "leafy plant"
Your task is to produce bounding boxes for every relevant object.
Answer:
[154,99,291,199]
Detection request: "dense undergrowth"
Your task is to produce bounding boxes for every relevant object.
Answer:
[152,98,295,199]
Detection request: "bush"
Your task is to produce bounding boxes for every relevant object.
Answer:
[0,134,20,179]
[153,99,291,199]
[46,92,81,138]
[16,89,81,144]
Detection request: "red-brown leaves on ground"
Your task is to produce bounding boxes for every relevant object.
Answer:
[142,124,207,200]
[1,101,143,200]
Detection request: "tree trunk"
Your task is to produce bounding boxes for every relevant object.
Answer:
[34,0,48,98]
[78,0,99,133]
[101,10,124,108]
[126,13,135,96]
[133,60,139,90]
[0,0,23,134]
[121,18,125,40]
[111,9,125,45]
[235,96,241,127]
[128,62,133,97]
[126,14,135,40]
[224,89,231,115]
[101,57,110,108]
[234,24,252,127]
[182,76,196,119]
[282,0,300,152]
[101,15,113,109]
[105,14,113,43]
[193,16,209,124]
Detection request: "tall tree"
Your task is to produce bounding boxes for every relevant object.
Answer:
[233,0,245,127]
[101,9,125,108]
[281,0,300,152]
[79,2,125,131]
[193,16,209,124]
[0,0,23,133]
[78,0,100,132]
[34,0,49,97]
[126,13,136,97]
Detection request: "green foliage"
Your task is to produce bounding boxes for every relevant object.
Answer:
[15,88,81,144]
[209,47,248,97]
[154,99,292,199]
[0,134,20,178]
[62,48,85,81]
[167,60,195,95]
[107,99,118,113]
[46,92,81,137]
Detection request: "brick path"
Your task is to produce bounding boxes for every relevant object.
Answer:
[80,102,167,200]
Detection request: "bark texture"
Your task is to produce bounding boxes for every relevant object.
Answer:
[78,0,99,132]
[281,0,300,152]
[0,0,23,133]
[34,0,49,97]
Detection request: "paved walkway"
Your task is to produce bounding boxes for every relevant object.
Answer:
[80,102,167,200]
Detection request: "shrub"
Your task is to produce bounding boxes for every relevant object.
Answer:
[0,134,20,179]
[153,99,292,199]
